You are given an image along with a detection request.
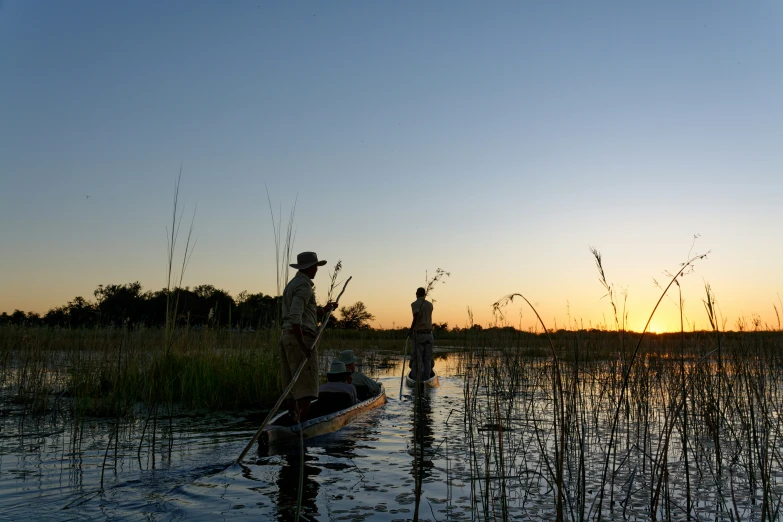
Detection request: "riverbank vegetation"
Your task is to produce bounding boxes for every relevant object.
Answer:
[0,282,374,330]
[2,324,781,418]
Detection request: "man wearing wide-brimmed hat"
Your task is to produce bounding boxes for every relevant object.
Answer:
[279,251,337,421]
[337,349,381,400]
[317,360,358,406]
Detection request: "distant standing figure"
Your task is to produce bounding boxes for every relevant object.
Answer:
[279,252,336,422]
[409,287,434,381]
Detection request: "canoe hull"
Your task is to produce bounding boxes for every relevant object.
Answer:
[263,385,387,445]
[405,373,440,388]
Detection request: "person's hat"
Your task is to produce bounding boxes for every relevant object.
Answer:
[290,252,328,270]
[327,360,350,375]
[337,350,358,365]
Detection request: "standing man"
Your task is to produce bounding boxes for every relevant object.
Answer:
[409,287,434,381]
[280,252,336,422]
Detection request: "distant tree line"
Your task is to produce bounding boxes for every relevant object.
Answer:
[0,282,378,330]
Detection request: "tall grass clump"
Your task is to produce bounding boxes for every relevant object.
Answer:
[452,245,783,521]
[456,330,783,520]
[0,326,284,417]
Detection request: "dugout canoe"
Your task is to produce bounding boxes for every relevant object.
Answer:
[405,372,440,388]
[261,385,387,445]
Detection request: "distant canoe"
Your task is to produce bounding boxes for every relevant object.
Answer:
[405,372,440,388]
[262,385,387,445]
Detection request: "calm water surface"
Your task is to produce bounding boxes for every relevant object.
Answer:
[1,357,472,521]
[5,352,780,521]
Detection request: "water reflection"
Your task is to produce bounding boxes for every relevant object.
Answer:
[7,347,783,521]
[275,451,320,522]
[410,390,436,519]
[258,432,367,521]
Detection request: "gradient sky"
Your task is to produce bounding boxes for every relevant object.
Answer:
[1,1,781,333]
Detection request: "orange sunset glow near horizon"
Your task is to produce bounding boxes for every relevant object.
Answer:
[2,239,780,334]
[1,3,781,334]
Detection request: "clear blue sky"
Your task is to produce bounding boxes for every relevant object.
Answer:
[1,1,781,332]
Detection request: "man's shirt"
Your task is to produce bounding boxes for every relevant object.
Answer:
[318,382,358,405]
[350,371,381,397]
[411,297,434,331]
[281,271,318,336]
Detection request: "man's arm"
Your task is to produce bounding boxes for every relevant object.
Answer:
[367,376,381,395]
[293,301,338,358]
[409,312,418,334]
[317,302,338,322]
[409,299,419,336]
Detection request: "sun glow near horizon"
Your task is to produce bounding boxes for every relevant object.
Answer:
[644,321,668,335]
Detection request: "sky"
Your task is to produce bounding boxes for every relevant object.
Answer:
[1,1,781,333]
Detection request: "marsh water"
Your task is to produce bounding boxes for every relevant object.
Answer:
[3,350,783,521]
[2,356,463,521]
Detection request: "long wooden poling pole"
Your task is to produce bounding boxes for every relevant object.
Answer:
[398,336,409,399]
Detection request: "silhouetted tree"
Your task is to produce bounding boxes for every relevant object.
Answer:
[1,282,286,329]
[10,310,26,325]
[433,322,449,333]
[142,289,170,326]
[44,306,69,327]
[189,285,236,326]
[235,291,280,329]
[64,297,97,327]
[95,282,144,326]
[337,301,375,330]
[0,310,44,326]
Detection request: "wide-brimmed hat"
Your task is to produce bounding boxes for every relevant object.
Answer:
[290,251,327,270]
[337,350,358,365]
[327,360,350,375]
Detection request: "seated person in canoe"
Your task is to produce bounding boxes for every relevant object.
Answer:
[309,361,358,418]
[337,349,381,401]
